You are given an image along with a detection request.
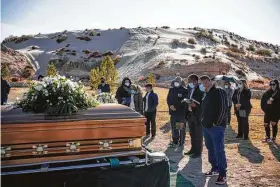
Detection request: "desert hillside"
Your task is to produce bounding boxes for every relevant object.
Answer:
[2,27,280,84]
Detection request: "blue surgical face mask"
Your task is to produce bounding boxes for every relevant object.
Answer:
[189,83,194,88]
[199,84,205,92]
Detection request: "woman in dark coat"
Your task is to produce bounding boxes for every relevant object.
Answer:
[261,80,280,142]
[115,77,132,106]
[232,79,252,140]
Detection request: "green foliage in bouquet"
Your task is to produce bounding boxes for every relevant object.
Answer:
[95,93,117,104]
[16,75,98,116]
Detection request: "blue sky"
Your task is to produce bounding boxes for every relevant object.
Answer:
[1,0,280,44]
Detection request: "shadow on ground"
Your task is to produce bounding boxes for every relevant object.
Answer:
[269,142,280,162]
[225,125,264,163]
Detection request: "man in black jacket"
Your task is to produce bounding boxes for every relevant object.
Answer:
[200,75,228,185]
[167,77,188,148]
[1,77,11,105]
[97,77,111,93]
[184,74,204,158]
[143,84,159,137]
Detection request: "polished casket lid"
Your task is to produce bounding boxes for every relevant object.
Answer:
[1,104,143,124]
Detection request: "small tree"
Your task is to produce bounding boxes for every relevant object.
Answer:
[99,56,118,86]
[147,72,156,84]
[47,63,57,76]
[1,63,10,79]
[89,67,101,90]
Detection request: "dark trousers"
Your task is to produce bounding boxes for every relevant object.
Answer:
[145,112,156,136]
[236,109,251,138]
[265,121,278,138]
[227,106,232,125]
[1,94,8,105]
[170,115,186,146]
[237,116,249,138]
[188,113,203,154]
[203,126,227,177]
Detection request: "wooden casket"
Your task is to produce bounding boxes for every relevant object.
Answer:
[1,104,146,175]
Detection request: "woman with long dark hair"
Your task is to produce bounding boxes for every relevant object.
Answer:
[261,80,280,143]
[232,79,252,140]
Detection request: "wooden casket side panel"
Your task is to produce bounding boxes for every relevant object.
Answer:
[1,104,146,167]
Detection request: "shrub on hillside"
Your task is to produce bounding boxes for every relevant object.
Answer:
[161,26,170,29]
[255,49,272,57]
[11,77,20,82]
[195,55,201,60]
[200,47,207,54]
[229,47,245,54]
[235,69,246,77]
[83,49,91,54]
[188,38,196,44]
[196,30,217,42]
[172,39,180,46]
[102,51,114,56]
[226,51,240,58]
[22,65,34,79]
[56,34,68,43]
[76,36,91,41]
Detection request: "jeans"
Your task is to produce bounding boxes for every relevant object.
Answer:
[188,113,203,154]
[170,115,186,146]
[203,126,227,177]
[145,112,156,136]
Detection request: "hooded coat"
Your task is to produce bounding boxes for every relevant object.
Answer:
[130,84,144,114]
[115,77,132,105]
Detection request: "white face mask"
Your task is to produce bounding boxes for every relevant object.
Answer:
[224,85,229,89]
[271,85,276,91]
[174,82,180,87]
[125,82,130,87]
[238,84,243,89]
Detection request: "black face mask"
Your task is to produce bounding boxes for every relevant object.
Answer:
[101,80,105,83]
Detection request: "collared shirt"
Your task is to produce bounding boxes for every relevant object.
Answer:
[145,92,150,112]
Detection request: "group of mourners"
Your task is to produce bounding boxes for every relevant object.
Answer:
[1,72,279,185]
[97,74,280,185]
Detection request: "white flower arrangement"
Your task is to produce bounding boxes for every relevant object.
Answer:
[95,93,117,104]
[16,75,98,116]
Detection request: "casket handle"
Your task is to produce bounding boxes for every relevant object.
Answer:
[99,140,112,150]
[66,142,80,153]
[1,146,11,157]
[32,144,48,155]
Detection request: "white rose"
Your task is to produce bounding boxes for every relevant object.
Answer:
[50,103,52,106]
[47,100,49,102]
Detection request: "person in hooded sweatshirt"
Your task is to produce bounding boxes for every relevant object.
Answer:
[97,77,110,93]
[261,79,280,143]
[167,76,188,148]
[130,84,144,115]
[115,77,132,106]
[1,77,11,105]
[170,73,186,88]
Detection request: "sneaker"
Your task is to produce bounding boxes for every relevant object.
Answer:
[216,175,227,185]
[204,169,219,177]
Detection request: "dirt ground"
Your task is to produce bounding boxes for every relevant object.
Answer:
[6,87,280,187]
